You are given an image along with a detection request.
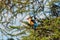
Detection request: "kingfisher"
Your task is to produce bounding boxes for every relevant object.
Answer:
[27,16,38,30]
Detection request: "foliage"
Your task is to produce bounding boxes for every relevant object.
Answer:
[22,17,60,40]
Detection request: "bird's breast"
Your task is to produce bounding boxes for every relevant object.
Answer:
[28,21,34,25]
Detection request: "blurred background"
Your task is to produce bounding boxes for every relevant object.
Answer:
[0,0,60,40]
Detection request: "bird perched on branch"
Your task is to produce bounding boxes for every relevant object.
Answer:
[27,16,38,30]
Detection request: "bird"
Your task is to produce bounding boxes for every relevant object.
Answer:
[27,16,38,30]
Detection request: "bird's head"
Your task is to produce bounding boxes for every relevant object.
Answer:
[27,17,32,20]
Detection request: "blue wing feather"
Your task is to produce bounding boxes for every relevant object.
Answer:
[34,22,38,29]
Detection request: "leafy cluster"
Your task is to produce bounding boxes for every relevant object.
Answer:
[22,17,60,40]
